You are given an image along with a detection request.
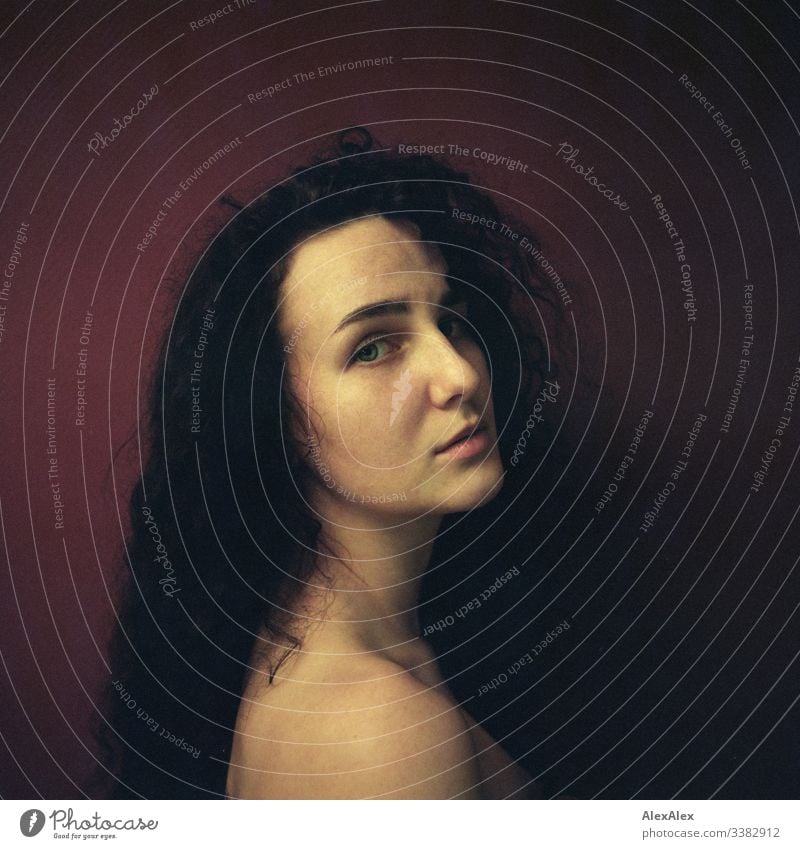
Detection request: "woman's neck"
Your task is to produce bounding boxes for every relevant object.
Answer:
[298,512,442,652]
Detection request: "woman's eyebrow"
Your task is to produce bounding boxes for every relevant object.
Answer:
[333,288,464,334]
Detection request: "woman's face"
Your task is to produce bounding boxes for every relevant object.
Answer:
[278,216,505,524]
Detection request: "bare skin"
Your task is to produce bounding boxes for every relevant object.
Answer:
[226,617,541,799]
[226,217,540,799]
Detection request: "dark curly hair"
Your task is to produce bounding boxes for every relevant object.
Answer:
[91,127,560,799]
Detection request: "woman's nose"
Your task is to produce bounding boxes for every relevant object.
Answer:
[422,333,482,408]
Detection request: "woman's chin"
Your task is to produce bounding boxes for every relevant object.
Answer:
[471,469,506,509]
[436,465,506,515]
[308,455,507,522]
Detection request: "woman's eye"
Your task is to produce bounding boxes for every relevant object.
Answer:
[350,336,392,364]
[349,315,471,366]
[440,315,470,339]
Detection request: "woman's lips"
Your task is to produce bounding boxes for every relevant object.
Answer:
[435,427,491,460]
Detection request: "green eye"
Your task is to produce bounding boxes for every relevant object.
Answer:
[351,336,390,364]
[440,315,472,339]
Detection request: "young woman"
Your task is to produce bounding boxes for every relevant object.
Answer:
[95,128,554,799]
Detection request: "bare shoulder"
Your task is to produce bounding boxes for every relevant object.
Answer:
[228,654,483,799]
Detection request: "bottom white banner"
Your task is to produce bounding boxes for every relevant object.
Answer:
[3,799,796,848]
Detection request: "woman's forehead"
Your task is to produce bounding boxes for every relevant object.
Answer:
[287,217,443,285]
[279,217,448,333]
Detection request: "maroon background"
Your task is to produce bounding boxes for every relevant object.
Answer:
[1,0,799,799]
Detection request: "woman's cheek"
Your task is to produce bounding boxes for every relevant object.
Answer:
[337,392,408,467]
